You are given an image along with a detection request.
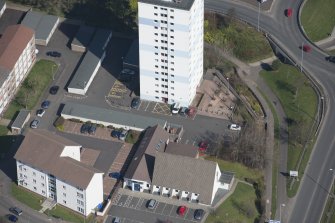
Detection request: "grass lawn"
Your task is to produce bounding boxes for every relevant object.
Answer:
[206,182,259,223]
[45,205,94,223]
[11,183,43,211]
[205,14,273,63]
[4,59,57,120]
[260,63,318,197]
[301,0,335,42]
[206,157,263,181]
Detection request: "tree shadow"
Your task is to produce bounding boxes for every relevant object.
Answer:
[260,63,273,71]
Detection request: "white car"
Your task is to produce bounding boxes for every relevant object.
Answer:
[37,109,45,117]
[229,124,241,131]
[171,103,181,114]
[119,130,128,141]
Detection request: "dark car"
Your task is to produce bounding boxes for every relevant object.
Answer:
[88,124,97,135]
[9,207,23,216]
[41,100,51,109]
[111,130,122,138]
[80,123,91,134]
[46,51,61,57]
[194,209,205,220]
[131,98,141,109]
[7,214,18,222]
[108,172,122,179]
[50,85,59,95]
[179,107,189,116]
[326,56,335,63]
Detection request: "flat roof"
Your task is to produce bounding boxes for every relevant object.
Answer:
[61,102,167,130]
[11,109,30,129]
[21,11,59,41]
[220,171,234,185]
[67,29,112,91]
[138,0,195,10]
[124,40,139,68]
[72,25,96,48]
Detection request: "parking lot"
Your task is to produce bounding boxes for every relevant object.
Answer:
[108,194,204,223]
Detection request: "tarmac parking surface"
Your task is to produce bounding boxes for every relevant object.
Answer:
[108,194,203,223]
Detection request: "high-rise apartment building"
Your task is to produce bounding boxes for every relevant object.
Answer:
[138,0,204,106]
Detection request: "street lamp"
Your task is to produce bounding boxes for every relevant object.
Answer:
[280,203,286,222]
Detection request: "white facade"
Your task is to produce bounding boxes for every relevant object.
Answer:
[0,34,35,115]
[16,159,103,216]
[138,0,204,107]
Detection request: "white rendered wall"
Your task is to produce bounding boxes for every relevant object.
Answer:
[85,173,104,216]
[138,0,204,107]
[210,164,222,204]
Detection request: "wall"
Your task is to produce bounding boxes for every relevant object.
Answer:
[85,173,104,216]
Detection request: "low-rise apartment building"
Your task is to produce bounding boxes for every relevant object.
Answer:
[0,24,36,115]
[14,130,104,216]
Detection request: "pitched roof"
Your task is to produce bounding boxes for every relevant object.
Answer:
[165,142,198,158]
[0,24,34,70]
[152,152,217,205]
[14,130,102,189]
[11,109,30,129]
[125,125,170,182]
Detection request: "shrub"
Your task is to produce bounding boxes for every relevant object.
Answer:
[54,117,65,128]
[69,118,82,123]
[271,59,281,71]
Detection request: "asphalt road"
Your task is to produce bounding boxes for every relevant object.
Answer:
[205,0,335,222]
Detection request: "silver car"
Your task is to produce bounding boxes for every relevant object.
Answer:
[30,119,39,129]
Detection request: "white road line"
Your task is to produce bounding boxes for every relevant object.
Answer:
[144,102,151,111]
[168,205,174,216]
[134,198,142,209]
[183,208,190,220]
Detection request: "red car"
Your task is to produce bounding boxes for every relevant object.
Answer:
[285,8,292,17]
[178,206,187,216]
[198,141,208,152]
[302,44,312,52]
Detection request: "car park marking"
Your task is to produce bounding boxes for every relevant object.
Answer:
[183,208,190,219]
[124,196,133,207]
[135,198,143,209]
[144,101,151,111]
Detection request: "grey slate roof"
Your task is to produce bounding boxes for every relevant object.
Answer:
[124,40,139,68]
[14,130,102,189]
[219,171,234,185]
[72,25,96,48]
[61,102,167,131]
[0,66,10,87]
[165,142,198,158]
[125,125,170,182]
[152,152,217,205]
[68,29,112,91]
[11,109,30,129]
[21,11,58,41]
[138,0,195,10]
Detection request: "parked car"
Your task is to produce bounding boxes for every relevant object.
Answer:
[30,119,39,129]
[9,207,23,216]
[119,130,128,141]
[41,100,50,109]
[179,107,189,116]
[194,209,205,220]
[121,69,135,75]
[109,172,122,180]
[88,124,97,135]
[113,217,121,223]
[111,130,122,138]
[326,56,335,63]
[229,124,241,131]
[198,141,208,152]
[171,103,181,114]
[302,44,312,52]
[80,123,91,134]
[147,199,157,209]
[36,109,45,117]
[7,214,18,222]
[49,85,59,95]
[46,51,61,57]
[131,98,141,109]
[178,205,187,216]
[285,8,292,17]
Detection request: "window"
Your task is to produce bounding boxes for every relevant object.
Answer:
[63,185,66,189]
[170,22,174,25]
[154,26,158,29]
[155,71,159,74]
[171,55,174,58]
[171,42,174,45]
[170,36,174,39]
[23,168,26,171]
[33,179,36,184]
[63,200,66,204]
[155,78,159,80]
[63,193,66,197]
[33,172,36,176]
[171,87,174,90]
[42,190,45,194]
[41,175,44,180]
[154,6,157,9]
[155,65,159,68]
[154,33,158,36]
[171,81,175,83]
[155,96,159,99]
[171,68,174,71]
[171,93,174,96]
[170,16,174,19]
[77,192,83,199]
[171,62,174,65]
[154,20,158,23]
[170,9,174,12]
[155,90,159,93]
[154,13,158,16]
[33,187,37,190]
[170,29,174,32]
[41,183,44,187]
[155,52,158,55]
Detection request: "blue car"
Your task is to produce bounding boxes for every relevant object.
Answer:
[41,100,50,109]
[111,130,121,138]
[7,214,18,222]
